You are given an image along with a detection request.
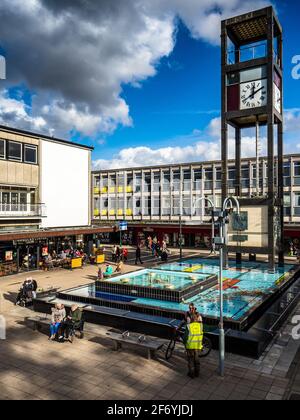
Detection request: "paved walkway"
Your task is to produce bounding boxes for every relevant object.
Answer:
[0,260,299,400]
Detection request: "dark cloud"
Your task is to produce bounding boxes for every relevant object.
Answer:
[0,0,270,138]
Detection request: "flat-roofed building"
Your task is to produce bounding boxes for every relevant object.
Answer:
[92,154,299,248]
[0,125,112,277]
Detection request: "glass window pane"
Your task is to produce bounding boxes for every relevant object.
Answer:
[143,197,151,216]
[295,193,300,207]
[240,66,267,83]
[24,145,37,164]
[0,139,5,159]
[294,162,300,176]
[283,163,291,177]
[8,142,22,161]
[284,194,291,206]
[228,168,236,180]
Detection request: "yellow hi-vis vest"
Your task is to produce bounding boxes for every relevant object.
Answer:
[186,322,204,350]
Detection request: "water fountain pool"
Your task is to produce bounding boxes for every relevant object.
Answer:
[55,258,298,330]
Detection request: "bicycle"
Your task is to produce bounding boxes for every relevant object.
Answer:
[165,326,212,361]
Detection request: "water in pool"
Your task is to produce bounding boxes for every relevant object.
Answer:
[100,269,211,290]
[63,259,296,322]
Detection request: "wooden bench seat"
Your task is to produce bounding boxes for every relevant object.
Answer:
[25,316,165,359]
[106,331,165,360]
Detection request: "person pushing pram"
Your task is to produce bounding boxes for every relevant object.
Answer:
[15,277,38,307]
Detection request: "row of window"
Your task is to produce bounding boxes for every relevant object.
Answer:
[94,192,300,218]
[0,189,36,205]
[0,139,38,164]
[94,162,300,195]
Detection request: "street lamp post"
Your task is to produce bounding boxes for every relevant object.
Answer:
[179,213,183,261]
[193,195,240,377]
[173,186,183,261]
[218,196,240,377]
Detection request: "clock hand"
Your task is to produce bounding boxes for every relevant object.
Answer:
[243,89,255,102]
[242,86,264,104]
[252,86,264,97]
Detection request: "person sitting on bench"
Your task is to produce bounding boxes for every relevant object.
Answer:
[49,304,66,341]
[103,264,114,277]
[59,305,84,341]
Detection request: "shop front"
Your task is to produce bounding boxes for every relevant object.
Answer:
[0,226,114,278]
[125,224,213,249]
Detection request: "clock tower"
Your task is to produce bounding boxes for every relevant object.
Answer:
[221,7,284,272]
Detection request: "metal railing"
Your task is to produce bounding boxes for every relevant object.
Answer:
[227,43,267,65]
[0,203,46,217]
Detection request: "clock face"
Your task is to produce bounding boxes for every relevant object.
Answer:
[274,83,281,114]
[240,79,268,110]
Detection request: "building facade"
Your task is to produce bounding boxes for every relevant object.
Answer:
[92,154,300,247]
[0,125,111,277]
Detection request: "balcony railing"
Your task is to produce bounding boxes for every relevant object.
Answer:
[0,203,46,218]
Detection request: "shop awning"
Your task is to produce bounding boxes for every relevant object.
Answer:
[0,225,115,242]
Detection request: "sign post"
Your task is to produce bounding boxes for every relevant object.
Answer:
[118,221,128,246]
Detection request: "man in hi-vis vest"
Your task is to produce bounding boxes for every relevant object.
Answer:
[183,312,203,378]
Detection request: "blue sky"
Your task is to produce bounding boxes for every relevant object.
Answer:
[94,0,300,165]
[0,0,300,169]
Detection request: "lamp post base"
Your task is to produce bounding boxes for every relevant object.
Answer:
[219,328,225,377]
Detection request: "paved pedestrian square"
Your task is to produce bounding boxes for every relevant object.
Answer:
[0,263,299,400]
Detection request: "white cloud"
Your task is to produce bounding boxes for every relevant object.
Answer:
[0,0,270,138]
[0,89,46,130]
[92,136,267,170]
[285,109,300,133]
[143,0,270,45]
[94,107,300,170]
[93,116,269,170]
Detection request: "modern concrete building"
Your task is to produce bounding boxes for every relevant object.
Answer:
[0,125,112,277]
[92,154,300,247]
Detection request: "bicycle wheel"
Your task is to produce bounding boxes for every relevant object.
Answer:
[199,337,212,358]
[165,339,176,361]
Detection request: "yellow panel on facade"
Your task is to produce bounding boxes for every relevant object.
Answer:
[109,209,116,216]
[118,186,123,193]
[101,187,108,193]
[94,187,100,194]
[118,209,123,216]
[71,258,83,269]
[126,186,133,193]
[101,210,108,216]
[109,187,115,193]
[94,209,100,217]
[126,209,133,216]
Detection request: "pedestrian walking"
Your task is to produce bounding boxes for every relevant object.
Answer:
[112,245,117,262]
[135,245,143,265]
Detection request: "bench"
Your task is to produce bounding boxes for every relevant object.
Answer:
[26,316,166,359]
[27,316,51,333]
[106,331,165,360]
